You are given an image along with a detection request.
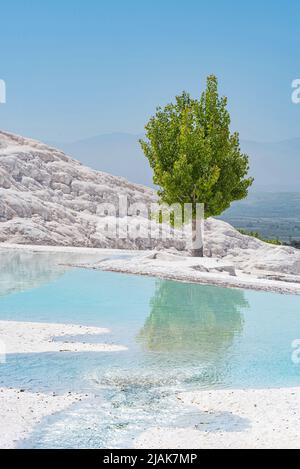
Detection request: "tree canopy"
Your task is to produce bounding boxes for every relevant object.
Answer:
[140,75,254,219]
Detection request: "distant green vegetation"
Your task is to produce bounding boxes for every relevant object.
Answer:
[237,228,283,246]
[220,192,300,246]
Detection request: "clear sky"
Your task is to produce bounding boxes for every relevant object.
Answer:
[0,0,299,143]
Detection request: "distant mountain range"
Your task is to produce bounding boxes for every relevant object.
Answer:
[52,133,153,187]
[242,139,300,192]
[52,133,300,192]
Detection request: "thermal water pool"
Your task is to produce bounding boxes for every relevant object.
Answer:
[0,250,299,448]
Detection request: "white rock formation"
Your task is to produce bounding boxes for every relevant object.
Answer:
[0,388,85,449]
[0,320,127,353]
[135,388,300,449]
[0,131,184,250]
[0,130,299,279]
[204,218,300,276]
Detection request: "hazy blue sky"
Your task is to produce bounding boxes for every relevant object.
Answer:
[0,0,299,142]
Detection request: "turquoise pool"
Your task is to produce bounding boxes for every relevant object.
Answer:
[0,250,299,448]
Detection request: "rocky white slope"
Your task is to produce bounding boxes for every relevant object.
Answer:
[204,218,300,277]
[0,131,183,250]
[0,130,299,279]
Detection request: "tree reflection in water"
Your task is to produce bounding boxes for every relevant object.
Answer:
[138,280,248,359]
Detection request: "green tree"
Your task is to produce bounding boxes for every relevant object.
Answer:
[140,75,254,256]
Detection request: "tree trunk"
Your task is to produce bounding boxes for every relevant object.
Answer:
[190,217,204,257]
[191,245,204,257]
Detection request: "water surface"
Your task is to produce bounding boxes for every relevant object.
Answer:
[0,250,299,448]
